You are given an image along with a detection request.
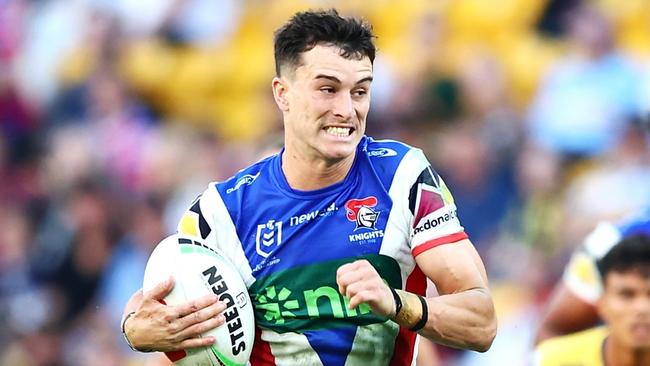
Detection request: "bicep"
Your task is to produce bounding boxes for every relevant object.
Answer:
[415,239,488,295]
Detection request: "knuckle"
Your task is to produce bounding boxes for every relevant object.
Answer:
[193,311,203,322]
[216,301,227,312]
[168,321,181,333]
[186,324,201,337]
[202,320,218,333]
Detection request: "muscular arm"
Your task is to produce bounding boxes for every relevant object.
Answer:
[337,239,497,352]
[534,283,600,345]
[414,239,496,352]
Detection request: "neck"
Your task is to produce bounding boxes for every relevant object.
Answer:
[281,148,355,191]
[605,336,650,366]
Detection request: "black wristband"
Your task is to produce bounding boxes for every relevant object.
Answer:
[408,296,428,332]
[389,287,402,317]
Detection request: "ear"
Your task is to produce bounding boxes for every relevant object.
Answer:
[272,76,290,112]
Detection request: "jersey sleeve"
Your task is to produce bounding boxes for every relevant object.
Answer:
[406,149,468,257]
[177,184,220,245]
[561,222,622,304]
[176,182,255,286]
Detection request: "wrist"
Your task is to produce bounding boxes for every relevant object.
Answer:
[121,311,139,351]
[390,289,428,332]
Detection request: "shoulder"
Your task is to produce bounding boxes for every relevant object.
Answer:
[359,136,432,192]
[362,136,413,158]
[361,136,429,173]
[618,208,650,238]
[215,154,276,196]
[583,208,650,259]
[535,327,607,365]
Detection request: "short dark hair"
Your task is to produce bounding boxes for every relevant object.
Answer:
[273,9,376,77]
[597,234,650,280]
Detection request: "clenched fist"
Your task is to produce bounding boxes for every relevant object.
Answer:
[336,259,396,317]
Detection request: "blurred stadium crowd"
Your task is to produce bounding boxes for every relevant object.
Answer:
[1,0,650,365]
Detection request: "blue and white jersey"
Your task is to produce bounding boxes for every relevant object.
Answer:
[177,136,468,366]
[563,208,650,303]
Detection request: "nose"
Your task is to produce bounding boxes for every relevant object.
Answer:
[332,92,354,121]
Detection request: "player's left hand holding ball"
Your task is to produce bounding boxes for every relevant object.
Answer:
[122,278,227,352]
[336,259,396,317]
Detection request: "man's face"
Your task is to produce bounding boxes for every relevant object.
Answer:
[598,270,650,349]
[274,44,373,163]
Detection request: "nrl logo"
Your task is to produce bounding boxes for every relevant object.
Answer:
[256,219,282,258]
[345,196,380,230]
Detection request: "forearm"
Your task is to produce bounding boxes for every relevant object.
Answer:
[392,288,496,352]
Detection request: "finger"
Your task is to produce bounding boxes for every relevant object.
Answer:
[337,264,353,294]
[344,281,367,305]
[348,290,373,310]
[178,300,227,329]
[144,276,175,300]
[338,267,365,288]
[175,294,220,318]
[351,259,371,270]
[337,270,358,296]
[337,262,354,276]
[337,260,366,275]
[177,335,217,350]
[178,314,226,340]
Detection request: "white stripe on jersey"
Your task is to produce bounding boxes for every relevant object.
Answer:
[198,183,255,286]
[344,321,400,366]
[381,148,425,287]
[261,329,322,365]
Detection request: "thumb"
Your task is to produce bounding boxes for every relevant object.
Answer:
[144,276,175,300]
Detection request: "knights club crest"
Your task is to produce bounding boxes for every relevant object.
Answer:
[345,196,380,230]
[256,219,282,258]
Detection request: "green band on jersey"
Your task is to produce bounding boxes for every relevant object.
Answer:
[249,254,402,333]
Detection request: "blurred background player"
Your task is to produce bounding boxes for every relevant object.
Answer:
[534,234,650,365]
[535,208,650,343]
[535,111,650,344]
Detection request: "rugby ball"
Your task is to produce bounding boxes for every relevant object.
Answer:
[143,234,255,366]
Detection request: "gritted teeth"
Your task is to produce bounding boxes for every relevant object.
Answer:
[325,126,352,137]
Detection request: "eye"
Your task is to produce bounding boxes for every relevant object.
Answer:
[619,288,636,300]
[320,87,335,94]
[352,88,368,97]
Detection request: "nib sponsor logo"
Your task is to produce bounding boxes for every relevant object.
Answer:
[255,286,299,325]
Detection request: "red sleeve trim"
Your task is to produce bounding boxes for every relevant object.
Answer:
[412,232,468,257]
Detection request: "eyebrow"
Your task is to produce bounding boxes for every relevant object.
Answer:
[314,74,373,85]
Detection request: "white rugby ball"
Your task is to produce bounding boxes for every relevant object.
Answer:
[143,234,255,366]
